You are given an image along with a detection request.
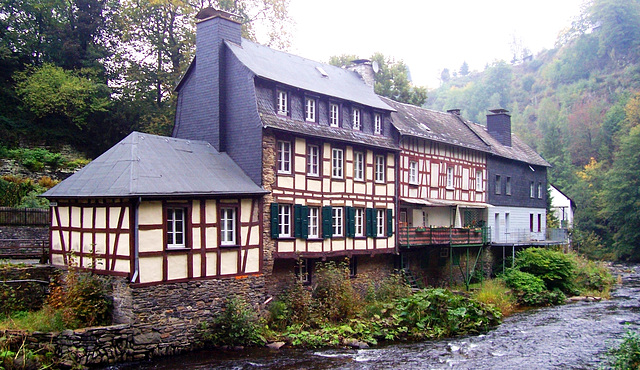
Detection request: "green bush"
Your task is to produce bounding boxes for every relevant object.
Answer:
[607,329,640,369]
[201,296,264,347]
[515,248,576,294]
[47,269,112,328]
[312,261,361,323]
[500,268,565,306]
[573,255,615,294]
[269,281,316,330]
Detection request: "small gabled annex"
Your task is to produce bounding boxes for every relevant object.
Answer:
[43,132,267,285]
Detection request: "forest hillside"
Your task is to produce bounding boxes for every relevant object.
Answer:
[427,0,640,260]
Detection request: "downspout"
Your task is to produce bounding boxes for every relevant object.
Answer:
[131,196,141,283]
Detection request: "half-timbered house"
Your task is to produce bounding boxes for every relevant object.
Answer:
[380,98,492,285]
[43,132,267,285]
[173,8,398,289]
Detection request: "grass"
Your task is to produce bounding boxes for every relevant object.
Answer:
[0,307,66,332]
[471,279,517,316]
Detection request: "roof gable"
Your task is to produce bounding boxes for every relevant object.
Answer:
[226,39,392,111]
[44,132,266,198]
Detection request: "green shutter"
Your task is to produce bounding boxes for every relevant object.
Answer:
[366,208,374,237]
[294,204,302,238]
[387,209,393,237]
[345,206,354,238]
[322,206,333,239]
[270,203,279,239]
[301,206,309,239]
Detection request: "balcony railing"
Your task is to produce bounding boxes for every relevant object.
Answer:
[399,226,489,247]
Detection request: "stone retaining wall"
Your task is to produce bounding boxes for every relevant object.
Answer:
[1,270,267,366]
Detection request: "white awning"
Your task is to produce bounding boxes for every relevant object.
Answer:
[400,197,492,209]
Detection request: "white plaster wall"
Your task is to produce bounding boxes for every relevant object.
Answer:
[487,206,546,243]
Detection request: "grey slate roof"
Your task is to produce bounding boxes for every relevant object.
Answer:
[464,121,550,167]
[43,132,267,198]
[256,91,399,151]
[381,97,491,153]
[226,39,393,111]
[382,96,550,167]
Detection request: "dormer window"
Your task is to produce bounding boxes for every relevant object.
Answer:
[330,104,339,127]
[305,98,316,122]
[277,90,288,115]
[374,113,382,134]
[352,108,361,130]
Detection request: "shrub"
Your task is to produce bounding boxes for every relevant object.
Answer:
[269,281,315,330]
[47,269,112,328]
[312,261,361,323]
[201,296,264,346]
[500,268,564,306]
[572,255,615,295]
[515,247,576,293]
[607,329,640,369]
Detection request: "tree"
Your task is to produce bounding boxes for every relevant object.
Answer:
[600,124,640,260]
[440,68,450,84]
[329,53,427,106]
[459,61,469,76]
[14,63,111,128]
[590,0,640,64]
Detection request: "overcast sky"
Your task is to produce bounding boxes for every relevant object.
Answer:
[287,0,586,88]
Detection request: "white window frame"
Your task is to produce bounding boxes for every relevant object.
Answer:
[277,90,288,115]
[307,144,319,176]
[530,181,535,198]
[537,182,543,199]
[308,206,319,238]
[409,160,419,185]
[375,155,385,182]
[354,208,364,237]
[330,103,339,127]
[352,108,361,130]
[278,204,291,237]
[506,176,512,195]
[220,207,236,246]
[446,166,454,188]
[277,140,291,174]
[166,207,186,249]
[376,209,385,237]
[332,148,344,179]
[374,113,382,134]
[305,97,316,122]
[475,170,483,192]
[332,207,344,237]
[354,151,364,181]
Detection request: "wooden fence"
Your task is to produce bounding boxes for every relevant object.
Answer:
[0,207,49,226]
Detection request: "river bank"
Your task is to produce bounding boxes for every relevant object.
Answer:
[109,264,637,369]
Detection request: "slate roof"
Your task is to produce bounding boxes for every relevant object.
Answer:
[43,132,267,198]
[226,39,393,111]
[382,96,550,167]
[465,122,550,167]
[256,92,399,151]
[381,97,491,153]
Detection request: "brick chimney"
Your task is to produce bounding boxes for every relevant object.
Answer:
[186,8,241,150]
[486,108,512,147]
[347,59,376,88]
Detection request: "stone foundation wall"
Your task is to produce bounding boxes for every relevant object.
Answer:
[2,269,267,366]
[0,226,48,240]
[0,265,57,311]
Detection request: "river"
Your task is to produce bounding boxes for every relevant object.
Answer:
[114,264,639,369]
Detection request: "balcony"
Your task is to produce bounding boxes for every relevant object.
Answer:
[399,226,489,247]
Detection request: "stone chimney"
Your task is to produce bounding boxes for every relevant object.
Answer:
[190,8,241,150]
[346,59,376,88]
[486,108,512,147]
